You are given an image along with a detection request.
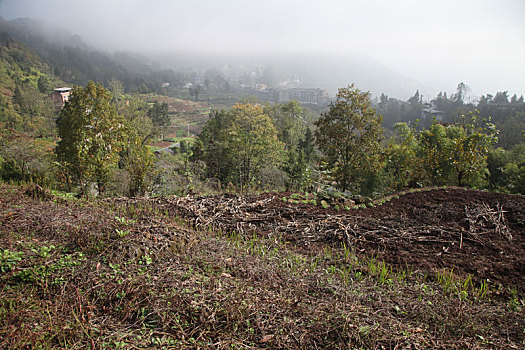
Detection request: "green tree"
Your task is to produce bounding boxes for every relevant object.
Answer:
[385,122,421,190]
[418,123,455,185]
[121,97,154,141]
[147,101,170,128]
[0,131,54,184]
[0,95,22,130]
[501,144,525,194]
[487,144,525,194]
[315,85,383,192]
[448,113,498,186]
[37,75,53,94]
[223,104,284,191]
[300,126,315,163]
[200,104,284,191]
[266,101,310,190]
[119,131,155,197]
[418,114,498,187]
[199,109,233,182]
[117,98,156,196]
[56,81,125,195]
[13,82,54,135]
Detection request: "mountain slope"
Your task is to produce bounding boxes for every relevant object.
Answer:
[0,17,180,92]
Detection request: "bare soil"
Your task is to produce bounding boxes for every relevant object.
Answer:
[153,188,525,293]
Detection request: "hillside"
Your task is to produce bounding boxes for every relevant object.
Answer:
[0,17,181,93]
[1,184,523,348]
[0,38,60,95]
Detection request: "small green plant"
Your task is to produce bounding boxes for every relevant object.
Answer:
[341,242,355,264]
[115,228,130,238]
[378,261,392,285]
[0,249,22,273]
[354,270,363,281]
[507,288,523,312]
[368,257,379,275]
[51,190,77,200]
[115,216,137,225]
[290,193,302,200]
[309,256,319,271]
[35,244,55,258]
[477,279,488,300]
[436,268,456,293]
[139,253,153,266]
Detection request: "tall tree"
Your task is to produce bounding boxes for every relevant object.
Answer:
[56,81,125,195]
[265,101,309,189]
[448,113,498,186]
[418,114,498,187]
[119,130,154,197]
[199,104,284,191]
[223,104,284,191]
[199,109,233,181]
[147,101,170,128]
[315,85,383,192]
[385,122,421,190]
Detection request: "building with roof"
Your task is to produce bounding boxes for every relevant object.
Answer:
[51,87,71,109]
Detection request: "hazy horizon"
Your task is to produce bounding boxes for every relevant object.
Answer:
[1,0,524,99]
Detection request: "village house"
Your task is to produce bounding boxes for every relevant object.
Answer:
[51,87,71,109]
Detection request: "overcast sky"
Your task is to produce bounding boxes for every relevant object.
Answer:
[1,0,524,97]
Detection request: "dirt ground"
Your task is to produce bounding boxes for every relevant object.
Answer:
[159,188,525,293]
[2,184,524,348]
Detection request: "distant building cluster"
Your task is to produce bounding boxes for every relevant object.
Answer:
[248,85,330,106]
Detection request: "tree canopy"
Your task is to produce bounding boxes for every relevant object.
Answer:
[56,81,126,195]
[315,85,383,192]
[199,103,285,191]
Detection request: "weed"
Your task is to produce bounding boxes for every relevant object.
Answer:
[309,256,320,271]
[477,279,488,300]
[341,242,355,265]
[368,257,379,275]
[139,253,153,266]
[115,216,137,225]
[0,249,22,273]
[507,288,523,312]
[436,268,456,293]
[115,228,130,238]
[378,261,392,285]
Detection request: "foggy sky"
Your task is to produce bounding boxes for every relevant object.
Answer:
[1,0,524,98]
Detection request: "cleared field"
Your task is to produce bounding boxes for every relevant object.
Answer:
[1,184,523,349]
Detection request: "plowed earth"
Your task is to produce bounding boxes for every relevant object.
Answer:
[144,188,525,293]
